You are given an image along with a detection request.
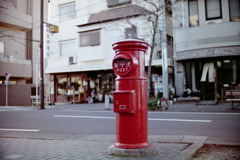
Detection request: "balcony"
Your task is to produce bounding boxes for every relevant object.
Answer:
[174,22,240,60]
[0,8,32,30]
[0,57,32,78]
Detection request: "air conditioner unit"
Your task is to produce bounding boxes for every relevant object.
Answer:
[69,56,77,64]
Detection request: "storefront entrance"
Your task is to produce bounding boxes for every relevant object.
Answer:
[184,58,240,101]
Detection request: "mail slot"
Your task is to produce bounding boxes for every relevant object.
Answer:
[113,90,136,113]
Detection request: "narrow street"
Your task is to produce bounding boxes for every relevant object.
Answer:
[0,103,239,142]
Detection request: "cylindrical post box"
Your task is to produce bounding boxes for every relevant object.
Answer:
[112,39,150,149]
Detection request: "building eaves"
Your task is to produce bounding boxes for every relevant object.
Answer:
[77,5,152,27]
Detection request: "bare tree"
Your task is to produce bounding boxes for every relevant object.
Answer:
[138,0,172,98]
[105,0,173,98]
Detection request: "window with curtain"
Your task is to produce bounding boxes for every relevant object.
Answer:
[59,2,76,21]
[229,0,240,21]
[79,29,100,47]
[205,0,222,20]
[60,40,76,57]
[189,0,199,27]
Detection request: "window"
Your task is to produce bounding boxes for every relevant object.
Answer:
[57,76,68,95]
[60,40,76,57]
[107,0,131,7]
[189,0,199,27]
[229,0,240,21]
[79,29,100,47]
[57,74,82,95]
[59,2,76,21]
[125,26,137,39]
[0,42,4,53]
[205,0,222,20]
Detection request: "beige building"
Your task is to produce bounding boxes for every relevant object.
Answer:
[0,0,48,106]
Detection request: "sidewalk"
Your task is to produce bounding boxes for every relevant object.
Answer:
[0,133,207,160]
[1,101,239,113]
[0,102,240,159]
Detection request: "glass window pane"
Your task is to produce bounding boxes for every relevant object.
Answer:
[229,0,240,21]
[60,40,76,56]
[90,31,100,45]
[57,77,67,95]
[68,3,76,18]
[69,41,76,55]
[80,34,90,46]
[206,0,221,19]
[189,0,199,27]
[80,30,100,47]
[60,42,68,56]
[59,3,76,21]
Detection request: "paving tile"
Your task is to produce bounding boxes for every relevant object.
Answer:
[0,137,199,160]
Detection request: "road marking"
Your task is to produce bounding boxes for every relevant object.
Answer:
[148,118,212,123]
[54,115,211,122]
[64,110,112,113]
[4,155,23,159]
[149,112,240,115]
[54,115,115,119]
[0,129,40,132]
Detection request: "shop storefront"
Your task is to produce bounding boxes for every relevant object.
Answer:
[184,58,240,101]
[49,70,115,103]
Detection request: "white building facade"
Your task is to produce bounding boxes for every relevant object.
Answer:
[172,0,240,101]
[45,0,173,103]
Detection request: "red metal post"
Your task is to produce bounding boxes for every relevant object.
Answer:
[112,39,150,149]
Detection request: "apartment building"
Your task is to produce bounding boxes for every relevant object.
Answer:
[45,0,173,103]
[0,0,48,106]
[172,0,240,101]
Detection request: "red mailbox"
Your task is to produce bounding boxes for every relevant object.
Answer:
[112,39,150,149]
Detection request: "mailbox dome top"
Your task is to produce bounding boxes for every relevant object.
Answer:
[112,39,149,52]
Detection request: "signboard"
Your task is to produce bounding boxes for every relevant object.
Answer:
[4,72,10,85]
[45,24,51,57]
[113,59,132,75]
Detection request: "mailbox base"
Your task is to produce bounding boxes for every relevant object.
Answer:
[108,144,157,157]
[114,142,150,149]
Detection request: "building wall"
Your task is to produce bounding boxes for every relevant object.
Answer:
[0,84,49,106]
[45,0,164,74]
[0,0,49,106]
[175,22,240,55]
[172,0,240,97]
[0,84,34,106]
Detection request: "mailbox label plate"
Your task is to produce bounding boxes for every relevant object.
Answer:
[113,60,132,75]
[113,90,135,113]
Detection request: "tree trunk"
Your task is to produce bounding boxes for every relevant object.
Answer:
[147,14,158,99]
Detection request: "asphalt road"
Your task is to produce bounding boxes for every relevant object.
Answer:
[0,106,240,141]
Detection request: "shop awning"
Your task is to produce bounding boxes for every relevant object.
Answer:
[45,64,113,74]
[200,62,214,82]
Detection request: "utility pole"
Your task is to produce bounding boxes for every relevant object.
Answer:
[160,0,169,99]
[40,0,44,109]
[36,56,39,106]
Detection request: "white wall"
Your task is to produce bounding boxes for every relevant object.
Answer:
[46,0,161,73]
